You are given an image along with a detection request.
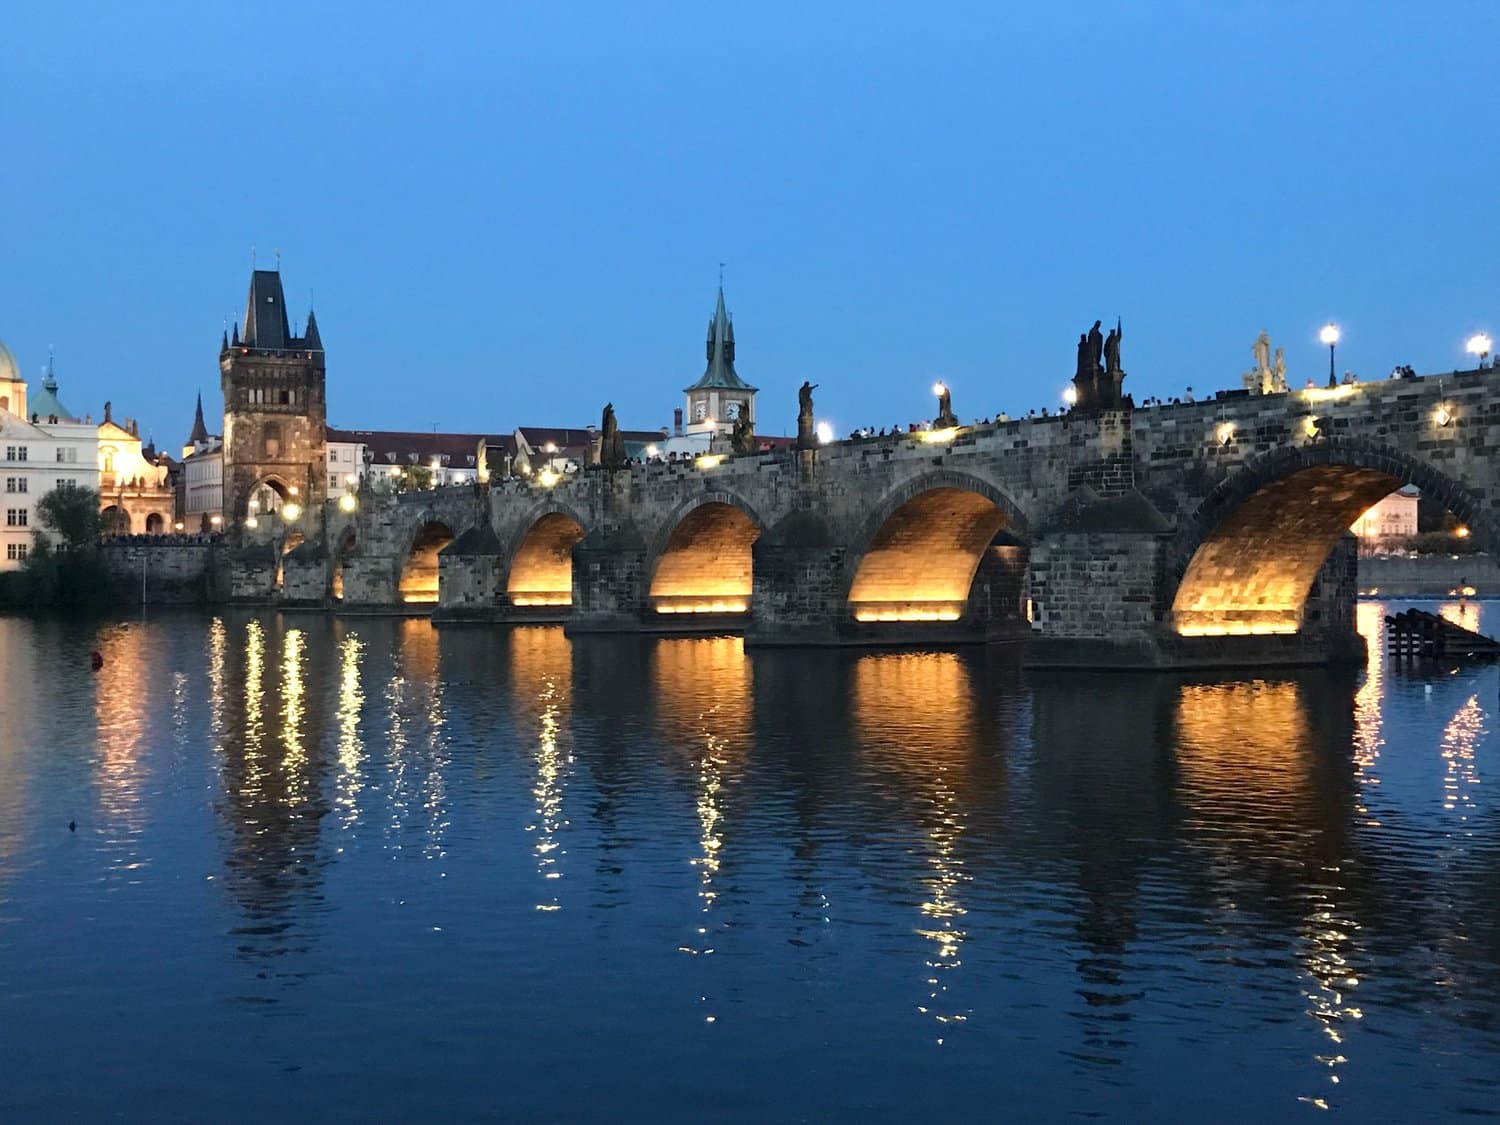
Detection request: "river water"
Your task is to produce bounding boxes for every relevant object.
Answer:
[0,601,1497,1122]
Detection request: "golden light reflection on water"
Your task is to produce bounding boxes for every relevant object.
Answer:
[335,631,365,829]
[1439,695,1483,819]
[511,628,574,911]
[386,621,449,856]
[93,626,150,859]
[243,620,267,795]
[852,651,975,1041]
[1437,599,1481,633]
[653,636,749,961]
[1352,604,1385,829]
[280,629,308,805]
[1174,678,1365,1109]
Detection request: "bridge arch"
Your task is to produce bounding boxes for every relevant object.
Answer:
[844,469,1028,623]
[506,501,589,607]
[398,514,455,605]
[646,490,766,615]
[331,526,356,600]
[1169,438,1495,635]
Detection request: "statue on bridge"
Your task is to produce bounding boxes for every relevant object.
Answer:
[933,381,958,428]
[1071,317,1128,412]
[1272,346,1288,393]
[599,402,627,470]
[796,381,819,450]
[731,409,756,454]
[1241,332,1288,395]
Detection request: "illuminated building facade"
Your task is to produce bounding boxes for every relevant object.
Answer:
[0,344,100,568]
[1350,486,1418,547]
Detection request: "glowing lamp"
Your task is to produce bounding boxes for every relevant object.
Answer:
[245,516,259,529]
[815,421,833,445]
[1467,333,1492,362]
[537,468,560,487]
[1216,423,1235,446]
[173,521,184,531]
[645,444,659,458]
[931,381,947,398]
[543,443,557,454]
[1319,323,1341,347]
[280,502,301,521]
[288,485,299,496]
[338,493,358,513]
[1455,525,1471,538]
[209,515,222,527]
[695,454,725,470]
[1435,405,1453,427]
[1063,385,1078,406]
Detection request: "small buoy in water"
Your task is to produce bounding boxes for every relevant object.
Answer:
[68,820,76,832]
[89,650,103,671]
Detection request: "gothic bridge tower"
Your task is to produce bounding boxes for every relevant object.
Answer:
[220,268,327,529]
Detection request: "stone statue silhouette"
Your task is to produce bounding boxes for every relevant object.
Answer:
[600,402,626,469]
[1087,320,1105,372]
[1272,347,1288,392]
[796,381,819,450]
[934,383,957,428]
[732,410,755,454]
[1075,334,1091,381]
[1103,318,1123,375]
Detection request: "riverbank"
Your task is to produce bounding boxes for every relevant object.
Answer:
[1358,553,1497,597]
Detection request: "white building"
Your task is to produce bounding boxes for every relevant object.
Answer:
[0,343,101,569]
[1351,487,1419,547]
[180,393,224,529]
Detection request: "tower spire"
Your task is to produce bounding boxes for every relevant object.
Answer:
[189,390,209,445]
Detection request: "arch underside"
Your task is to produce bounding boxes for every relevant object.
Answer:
[649,503,760,614]
[1173,465,1399,635]
[400,521,454,604]
[331,531,355,600]
[508,513,584,607]
[848,488,1010,622]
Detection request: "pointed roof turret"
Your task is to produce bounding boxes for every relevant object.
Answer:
[221,328,229,353]
[685,285,756,393]
[188,391,209,445]
[231,322,240,347]
[243,269,291,349]
[304,306,323,351]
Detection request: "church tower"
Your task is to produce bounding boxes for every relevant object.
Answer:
[220,268,326,528]
[683,285,757,436]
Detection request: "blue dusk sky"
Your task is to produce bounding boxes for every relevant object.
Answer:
[2,2,1497,445]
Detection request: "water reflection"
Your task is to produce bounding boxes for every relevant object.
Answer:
[511,628,573,912]
[334,629,365,830]
[852,652,976,1040]
[5,610,1500,1120]
[653,637,749,959]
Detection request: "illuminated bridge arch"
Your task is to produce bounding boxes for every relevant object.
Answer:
[506,502,589,608]
[399,516,455,605]
[647,491,765,615]
[1170,438,1494,636]
[845,470,1028,623]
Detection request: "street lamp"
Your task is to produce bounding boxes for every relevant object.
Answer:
[1467,332,1492,369]
[338,492,358,513]
[1063,385,1078,407]
[281,502,302,522]
[1319,323,1340,388]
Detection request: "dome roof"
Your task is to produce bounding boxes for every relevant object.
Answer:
[0,339,19,384]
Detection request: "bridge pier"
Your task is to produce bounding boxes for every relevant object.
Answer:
[565,524,650,633]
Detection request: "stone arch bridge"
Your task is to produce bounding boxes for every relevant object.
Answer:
[262,370,1498,668]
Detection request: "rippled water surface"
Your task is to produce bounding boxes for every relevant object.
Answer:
[1,601,1498,1122]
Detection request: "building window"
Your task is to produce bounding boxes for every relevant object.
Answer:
[56,448,65,462]
[6,509,27,527]
[329,450,338,463]
[6,542,27,561]
[5,445,27,461]
[5,478,26,494]
[263,422,282,458]
[4,478,13,492]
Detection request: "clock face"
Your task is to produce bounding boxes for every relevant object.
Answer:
[725,402,740,419]
[694,402,707,420]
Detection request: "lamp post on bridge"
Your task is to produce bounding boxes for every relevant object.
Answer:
[1320,323,1340,388]
[1467,332,1492,371]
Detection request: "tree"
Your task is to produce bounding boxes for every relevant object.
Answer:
[394,464,434,492]
[36,483,102,551]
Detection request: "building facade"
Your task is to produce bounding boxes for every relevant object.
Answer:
[179,392,224,529]
[662,286,758,458]
[0,344,101,568]
[97,404,175,534]
[1351,486,1420,549]
[220,269,326,528]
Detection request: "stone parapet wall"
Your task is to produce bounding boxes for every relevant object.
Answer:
[101,540,226,605]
